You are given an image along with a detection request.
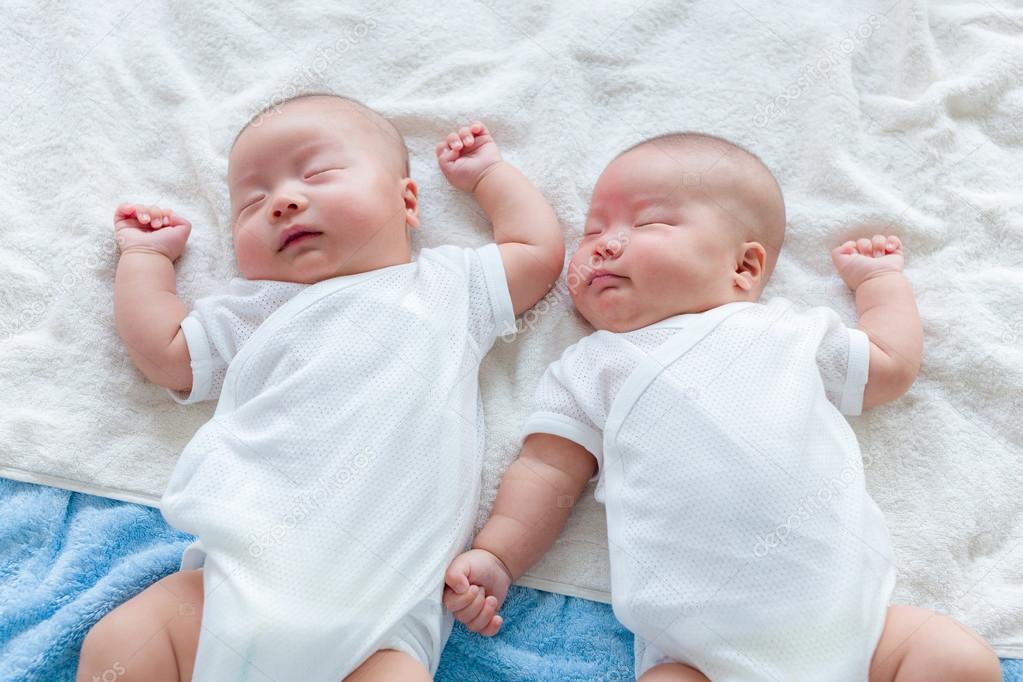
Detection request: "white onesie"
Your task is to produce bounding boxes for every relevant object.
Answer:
[521,298,896,682]
[160,243,515,681]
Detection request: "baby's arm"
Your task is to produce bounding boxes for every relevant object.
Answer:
[112,203,193,392]
[437,122,564,316]
[443,433,595,635]
[831,233,923,410]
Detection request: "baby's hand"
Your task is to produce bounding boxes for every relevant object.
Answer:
[436,121,503,193]
[443,548,512,637]
[831,233,904,290]
[114,203,192,261]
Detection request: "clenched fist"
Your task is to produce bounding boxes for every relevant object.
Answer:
[831,233,904,290]
[435,121,503,193]
[443,548,513,637]
[114,203,192,261]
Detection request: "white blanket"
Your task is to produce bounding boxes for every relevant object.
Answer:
[1,0,1020,656]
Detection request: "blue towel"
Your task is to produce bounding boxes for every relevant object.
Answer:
[1,477,1018,681]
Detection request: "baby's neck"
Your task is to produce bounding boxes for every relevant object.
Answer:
[593,292,762,334]
[241,252,414,286]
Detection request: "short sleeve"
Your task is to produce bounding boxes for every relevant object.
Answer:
[166,310,226,405]
[520,350,603,483]
[167,278,306,405]
[814,308,870,416]
[419,243,517,354]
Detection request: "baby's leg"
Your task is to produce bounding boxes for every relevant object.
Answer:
[638,662,710,681]
[76,569,203,682]
[868,605,1001,682]
[344,649,432,681]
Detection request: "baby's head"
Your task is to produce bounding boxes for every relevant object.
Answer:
[228,93,418,284]
[568,133,786,332]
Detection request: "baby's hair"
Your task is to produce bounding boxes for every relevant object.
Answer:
[232,91,410,178]
[618,131,786,284]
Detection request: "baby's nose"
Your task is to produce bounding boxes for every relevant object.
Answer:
[272,201,300,219]
[272,200,302,218]
[596,235,623,259]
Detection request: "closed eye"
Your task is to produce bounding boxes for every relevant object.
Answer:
[240,195,265,211]
[304,168,342,179]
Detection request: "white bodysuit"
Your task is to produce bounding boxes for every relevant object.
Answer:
[521,299,896,681]
[160,243,515,681]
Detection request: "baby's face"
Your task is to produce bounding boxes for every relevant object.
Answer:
[228,99,416,284]
[568,146,747,332]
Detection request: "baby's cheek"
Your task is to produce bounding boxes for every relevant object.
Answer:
[565,255,590,295]
[233,228,273,278]
[625,242,664,282]
[328,177,399,231]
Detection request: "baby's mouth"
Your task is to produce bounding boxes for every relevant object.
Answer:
[278,226,323,252]
[588,269,626,286]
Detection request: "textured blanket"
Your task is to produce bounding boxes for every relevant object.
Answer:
[2,480,1019,680]
[0,479,637,681]
[0,0,1020,656]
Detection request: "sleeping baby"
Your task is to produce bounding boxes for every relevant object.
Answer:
[442,133,1002,681]
[76,93,564,681]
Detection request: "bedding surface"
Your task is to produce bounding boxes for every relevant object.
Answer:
[2,479,1020,680]
[0,0,1020,655]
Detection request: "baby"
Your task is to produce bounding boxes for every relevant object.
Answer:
[76,93,564,682]
[443,133,1002,681]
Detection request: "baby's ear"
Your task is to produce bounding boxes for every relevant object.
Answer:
[733,241,766,292]
[402,178,420,229]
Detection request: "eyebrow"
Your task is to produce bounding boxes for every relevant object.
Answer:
[596,193,674,212]
[632,196,667,209]
[230,138,343,191]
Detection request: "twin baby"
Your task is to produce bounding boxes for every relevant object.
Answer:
[77,94,1001,682]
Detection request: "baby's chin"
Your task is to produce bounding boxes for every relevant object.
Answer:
[235,254,337,284]
[573,291,749,333]
[571,292,653,333]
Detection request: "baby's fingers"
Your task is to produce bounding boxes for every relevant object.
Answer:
[135,205,175,227]
[146,205,172,228]
[151,209,168,228]
[453,586,487,626]
[140,205,186,229]
[444,583,480,613]
[157,209,190,229]
[132,205,153,225]
[435,141,458,163]
[467,595,500,633]
[114,203,139,221]
[479,613,503,637]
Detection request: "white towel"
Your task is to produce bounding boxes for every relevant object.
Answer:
[0,0,1020,656]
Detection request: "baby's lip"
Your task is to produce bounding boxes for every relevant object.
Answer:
[588,269,626,286]
[278,225,322,252]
